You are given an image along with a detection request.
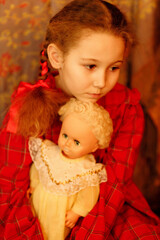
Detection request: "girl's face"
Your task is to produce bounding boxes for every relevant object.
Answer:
[56,31,125,102]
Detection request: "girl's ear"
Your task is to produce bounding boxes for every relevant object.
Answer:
[47,43,63,69]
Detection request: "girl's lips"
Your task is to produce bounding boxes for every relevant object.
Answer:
[87,93,101,98]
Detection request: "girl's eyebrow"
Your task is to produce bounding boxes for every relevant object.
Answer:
[81,58,99,62]
[109,60,124,65]
[80,58,124,65]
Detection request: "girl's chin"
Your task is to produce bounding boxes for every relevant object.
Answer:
[76,96,100,103]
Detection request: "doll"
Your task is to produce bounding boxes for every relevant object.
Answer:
[28,97,113,240]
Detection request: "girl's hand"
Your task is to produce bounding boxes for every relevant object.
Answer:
[65,210,80,228]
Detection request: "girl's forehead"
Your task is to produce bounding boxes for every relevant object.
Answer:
[81,30,123,44]
[66,31,125,61]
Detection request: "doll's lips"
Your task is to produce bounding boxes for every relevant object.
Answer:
[63,147,69,153]
[62,150,69,158]
[62,148,70,157]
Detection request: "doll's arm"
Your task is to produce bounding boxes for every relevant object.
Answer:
[65,185,99,228]
[65,210,80,228]
[29,163,39,191]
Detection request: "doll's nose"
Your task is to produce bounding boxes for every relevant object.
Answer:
[65,139,72,147]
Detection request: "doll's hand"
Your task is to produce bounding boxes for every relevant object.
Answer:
[26,187,34,199]
[65,210,80,228]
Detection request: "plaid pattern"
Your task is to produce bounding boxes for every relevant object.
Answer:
[0,75,160,239]
[0,132,44,239]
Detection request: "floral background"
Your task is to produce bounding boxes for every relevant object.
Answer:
[0,0,159,216]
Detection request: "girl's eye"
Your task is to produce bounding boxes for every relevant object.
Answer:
[74,139,80,146]
[109,66,120,71]
[63,133,68,139]
[85,64,96,70]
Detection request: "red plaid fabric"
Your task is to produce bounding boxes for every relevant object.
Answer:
[0,132,44,239]
[0,74,160,239]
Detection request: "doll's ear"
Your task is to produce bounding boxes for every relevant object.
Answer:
[47,43,63,69]
[91,142,99,153]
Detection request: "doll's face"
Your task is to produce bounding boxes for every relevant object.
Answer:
[49,31,125,102]
[58,114,98,159]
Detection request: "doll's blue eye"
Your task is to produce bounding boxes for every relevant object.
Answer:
[63,133,68,139]
[74,139,80,146]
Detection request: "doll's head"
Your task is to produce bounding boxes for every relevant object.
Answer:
[39,0,134,79]
[58,98,113,158]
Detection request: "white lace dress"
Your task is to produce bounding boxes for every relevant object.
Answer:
[29,138,107,240]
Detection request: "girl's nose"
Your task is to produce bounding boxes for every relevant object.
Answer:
[93,71,106,88]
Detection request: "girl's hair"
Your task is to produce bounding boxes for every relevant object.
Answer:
[17,87,68,137]
[58,98,113,149]
[39,0,134,79]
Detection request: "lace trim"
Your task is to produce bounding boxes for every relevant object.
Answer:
[29,138,107,195]
[41,143,105,185]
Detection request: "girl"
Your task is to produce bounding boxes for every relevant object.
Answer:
[0,0,160,239]
[28,97,112,240]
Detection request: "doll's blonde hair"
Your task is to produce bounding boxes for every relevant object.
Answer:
[58,98,113,149]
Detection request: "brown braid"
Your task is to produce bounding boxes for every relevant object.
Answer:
[17,87,69,137]
[38,46,51,80]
